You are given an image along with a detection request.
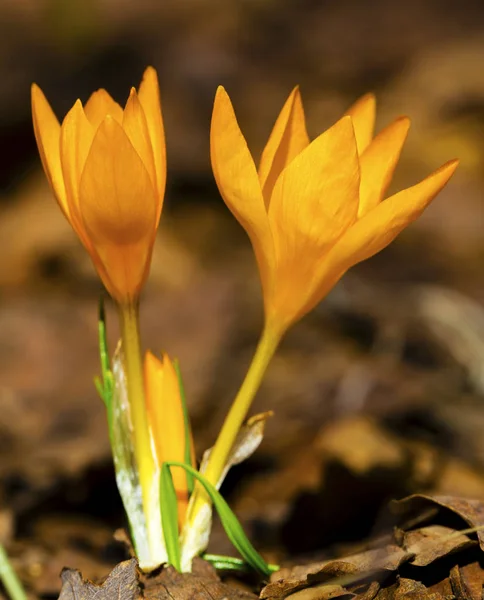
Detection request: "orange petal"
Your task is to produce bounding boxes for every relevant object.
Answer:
[79,116,158,301]
[84,88,123,128]
[138,66,166,212]
[31,84,68,214]
[59,100,96,246]
[258,87,310,205]
[123,88,157,193]
[345,93,376,155]
[211,86,275,292]
[266,115,360,327]
[269,115,360,258]
[340,159,458,265]
[144,351,189,527]
[358,117,410,217]
[311,159,459,307]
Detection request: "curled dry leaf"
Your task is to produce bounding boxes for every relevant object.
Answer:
[262,495,484,600]
[391,494,484,551]
[399,524,475,566]
[261,546,411,599]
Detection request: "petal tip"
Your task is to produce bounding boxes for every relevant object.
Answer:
[142,65,157,78]
[392,116,411,137]
[442,158,460,175]
[362,92,376,109]
[214,86,231,111]
[31,83,47,108]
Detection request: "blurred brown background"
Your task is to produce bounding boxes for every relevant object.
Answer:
[2,0,484,591]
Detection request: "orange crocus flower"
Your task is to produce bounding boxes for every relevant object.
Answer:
[144,351,192,528]
[31,67,166,303]
[211,87,458,335]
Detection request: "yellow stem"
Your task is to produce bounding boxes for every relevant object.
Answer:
[118,302,155,532]
[188,323,282,526]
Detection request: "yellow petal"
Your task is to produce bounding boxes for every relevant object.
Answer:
[138,66,166,209]
[269,115,360,257]
[258,87,310,205]
[266,115,360,327]
[358,117,410,217]
[144,351,188,528]
[79,116,158,301]
[123,88,157,193]
[84,88,123,128]
[310,159,459,307]
[345,93,376,155]
[31,84,68,214]
[59,99,96,246]
[211,86,275,291]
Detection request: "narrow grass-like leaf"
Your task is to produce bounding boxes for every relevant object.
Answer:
[94,376,105,402]
[173,360,194,493]
[163,461,272,576]
[96,297,114,421]
[0,544,27,600]
[203,553,280,574]
[98,297,110,376]
[160,464,182,571]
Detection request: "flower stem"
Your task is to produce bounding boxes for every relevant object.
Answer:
[188,323,282,525]
[118,302,155,531]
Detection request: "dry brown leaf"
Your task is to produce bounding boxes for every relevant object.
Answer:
[449,562,484,600]
[284,583,354,600]
[58,559,141,600]
[142,558,257,600]
[374,578,444,599]
[400,524,475,566]
[59,558,257,600]
[262,546,411,600]
[392,494,484,550]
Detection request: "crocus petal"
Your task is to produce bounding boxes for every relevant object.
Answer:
[211,86,275,290]
[269,115,360,259]
[345,93,376,155]
[358,117,410,217]
[123,88,157,193]
[311,159,459,306]
[31,84,68,214]
[258,87,310,205]
[266,116,360,327]
[138,66,166,209]
[144,351,188,528]
[59,100,96,246]
[84,88,124,128]
[79,116,158,301]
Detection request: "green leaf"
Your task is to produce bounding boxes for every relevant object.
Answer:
[94,376,105,402]
[0,544,28,600]
[96,296,114,416]
[162,461,272,576]
[173,360,194,494]
[202,553,280,574]
[160,464,182,571]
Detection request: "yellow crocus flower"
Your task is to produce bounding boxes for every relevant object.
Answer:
[192,87,459,509]
[144,351,193,529]
[32,68,167,563]
[211,87,458,335]
[31,66,166,304]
